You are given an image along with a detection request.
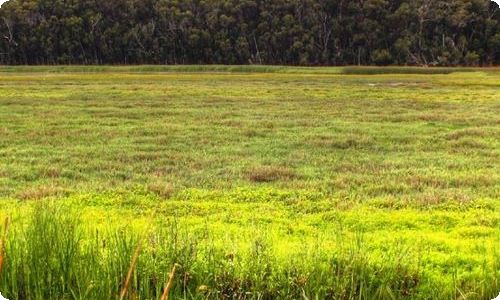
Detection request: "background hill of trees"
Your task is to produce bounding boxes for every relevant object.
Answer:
[0,0,499,65]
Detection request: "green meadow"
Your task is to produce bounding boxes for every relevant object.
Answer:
[0,66,498,299]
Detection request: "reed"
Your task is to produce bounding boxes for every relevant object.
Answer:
[160,264,178,300]
[119,238,143,300]
[0,217,9,276]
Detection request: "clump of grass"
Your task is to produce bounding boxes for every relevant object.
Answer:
[246,166,296,182]
[0,202,137,299]
[40,167,61,179]
[147,182,176,199]
[3,203,83,298]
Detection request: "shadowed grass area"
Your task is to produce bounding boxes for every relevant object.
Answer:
[0,67,498,299]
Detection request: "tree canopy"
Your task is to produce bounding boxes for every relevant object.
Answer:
[0,0,499,65]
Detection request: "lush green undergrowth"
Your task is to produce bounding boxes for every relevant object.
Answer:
[0,196,498,300]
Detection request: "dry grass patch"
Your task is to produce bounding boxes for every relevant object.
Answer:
[246,165,296,182]
[413,190,472,207]
[449,138,489,152]
[406,175,449,190]
[445,128,489,140]
[40,167,61,178]
[147,182,176,198]
[242,129,267,138]
[311,135,374,150]
[17,185,66,200]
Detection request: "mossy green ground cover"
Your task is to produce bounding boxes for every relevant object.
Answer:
[0,67,498,299]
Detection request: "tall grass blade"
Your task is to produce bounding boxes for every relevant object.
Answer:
[119,236,144,300]
[0,217,10,277]
[160,263,178,300]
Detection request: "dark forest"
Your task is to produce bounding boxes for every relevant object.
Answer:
[0,0,499,65]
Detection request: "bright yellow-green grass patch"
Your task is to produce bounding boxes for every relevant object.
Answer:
[0,66,498,299]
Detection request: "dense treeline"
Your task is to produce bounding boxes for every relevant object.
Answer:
[0,0,499,65]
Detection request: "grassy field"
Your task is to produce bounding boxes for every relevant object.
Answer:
[0,66,498,299]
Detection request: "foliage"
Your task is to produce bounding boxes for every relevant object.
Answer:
[0,0,499,65]
[371,49,393,66]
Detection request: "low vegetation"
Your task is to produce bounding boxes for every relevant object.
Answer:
[0,198,498,300]
[0,66,498,299]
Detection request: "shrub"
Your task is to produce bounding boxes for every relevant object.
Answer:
[464,51,480,66]
[371,49,393,66]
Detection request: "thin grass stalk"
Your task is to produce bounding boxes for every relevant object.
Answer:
[0,217,10,277]
[160,263,178,300]
[119,212,156,300]
[119,236,144,300]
